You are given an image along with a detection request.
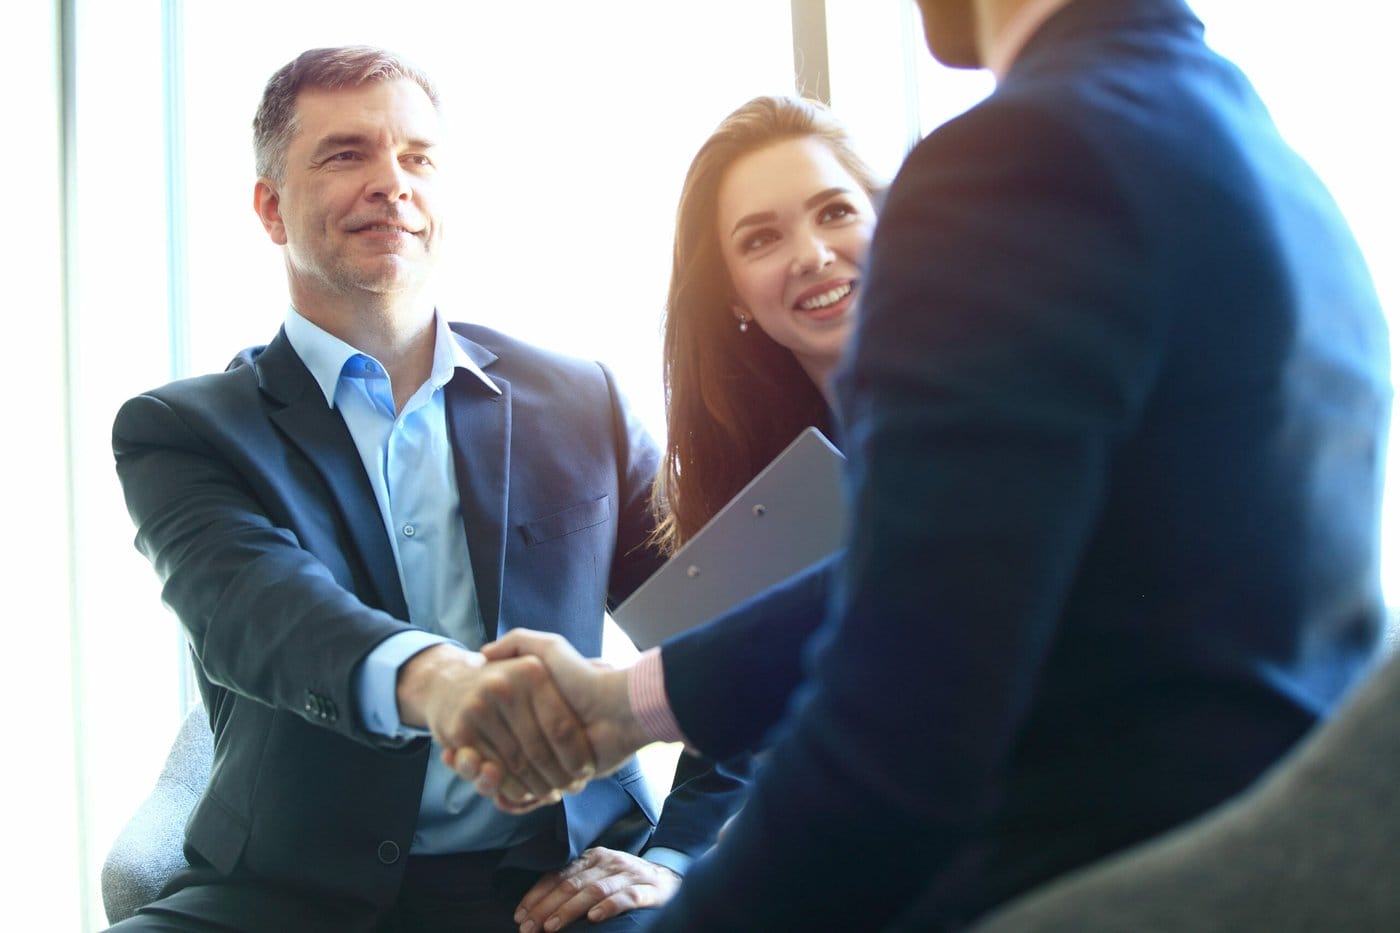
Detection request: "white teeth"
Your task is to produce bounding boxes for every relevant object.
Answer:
[798,283,852,311]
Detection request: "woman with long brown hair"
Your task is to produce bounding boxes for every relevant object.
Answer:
[652,95,882,551]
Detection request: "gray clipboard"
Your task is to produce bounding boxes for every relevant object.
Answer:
[613,426,846,650]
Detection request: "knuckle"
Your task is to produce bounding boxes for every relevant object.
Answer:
[546,717,581,744]
[439,723,467,747]
[483,672,515,703]
[586,876,621,898]
[516,655,548,682]
[589,848,620,868]
[521,736,553,766]
[462,696,490,721]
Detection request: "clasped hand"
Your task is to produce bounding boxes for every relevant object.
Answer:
[400,637,671,930]
[403,633,648,813]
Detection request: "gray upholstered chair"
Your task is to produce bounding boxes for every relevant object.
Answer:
[970,645,1400,933]
[101,704,212,924]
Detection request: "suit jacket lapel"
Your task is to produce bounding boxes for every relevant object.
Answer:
[445,362,511,640]
[252,330,410,621]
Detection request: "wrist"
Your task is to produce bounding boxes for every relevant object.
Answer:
[395,642,483,728]
[627,647,690,745]
[601,666,652,752]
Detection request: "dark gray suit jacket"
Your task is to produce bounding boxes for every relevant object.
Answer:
[651,0,1390,928]
[113,322,748,915]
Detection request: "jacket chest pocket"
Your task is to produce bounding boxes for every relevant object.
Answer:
[518,495,611,547]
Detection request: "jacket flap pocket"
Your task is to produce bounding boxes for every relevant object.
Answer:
[519,495,610,547]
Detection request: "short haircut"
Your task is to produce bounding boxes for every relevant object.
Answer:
[252,45,440,182]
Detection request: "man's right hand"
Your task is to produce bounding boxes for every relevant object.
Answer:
[395,643,598,806]
[454,630,653,813]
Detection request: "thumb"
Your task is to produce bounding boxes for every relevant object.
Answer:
[480,627,555,661]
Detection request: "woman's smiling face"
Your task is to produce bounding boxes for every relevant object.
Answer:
[716,135,877,389]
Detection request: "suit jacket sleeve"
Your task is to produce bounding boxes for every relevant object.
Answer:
[112,380,416,749]
[660,554,837,759]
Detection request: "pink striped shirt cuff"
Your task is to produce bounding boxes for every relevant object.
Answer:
[628,647,689,745]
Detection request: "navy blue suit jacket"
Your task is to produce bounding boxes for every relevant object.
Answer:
[652,1,1389,929]
[112,322,748,914]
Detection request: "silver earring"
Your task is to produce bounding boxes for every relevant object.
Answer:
[738,314,749,333]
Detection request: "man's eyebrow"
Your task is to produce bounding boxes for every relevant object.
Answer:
[310,134,370,159]
[729,187,852,236]
[309,133,439,160]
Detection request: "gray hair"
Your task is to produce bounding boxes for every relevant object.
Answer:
[252,45,441,182]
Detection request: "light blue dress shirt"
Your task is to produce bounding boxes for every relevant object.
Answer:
[282,308,690,875]
[283,308,550,853]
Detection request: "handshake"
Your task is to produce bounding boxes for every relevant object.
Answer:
[398,629,657,813]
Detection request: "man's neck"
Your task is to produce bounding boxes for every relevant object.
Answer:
[293,290,438,412]
[978,0,1076,80]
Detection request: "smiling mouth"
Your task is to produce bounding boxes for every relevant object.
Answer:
[353,223,419,235]
[797,282,852,311]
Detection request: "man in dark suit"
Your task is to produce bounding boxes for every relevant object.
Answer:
[476,0,1391,929]
[107,46,746,932]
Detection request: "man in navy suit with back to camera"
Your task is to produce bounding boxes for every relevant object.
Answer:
[107,46,748,932]
[475,0,1391,930]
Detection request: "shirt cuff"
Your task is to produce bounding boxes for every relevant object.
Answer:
[627,647,690,745]
[356,629,456,738]
[641,846,693,878]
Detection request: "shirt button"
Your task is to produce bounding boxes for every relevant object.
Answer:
[363,361,376,373]
[402,523,416,537]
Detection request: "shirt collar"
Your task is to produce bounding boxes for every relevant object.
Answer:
[283,306,500,408]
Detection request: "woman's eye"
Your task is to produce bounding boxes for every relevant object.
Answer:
[741,231,778,253]
[819,202,855,223]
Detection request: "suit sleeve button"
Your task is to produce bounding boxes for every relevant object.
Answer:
[377,840,401,864]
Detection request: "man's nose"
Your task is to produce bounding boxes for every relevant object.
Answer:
[367,156,412,201]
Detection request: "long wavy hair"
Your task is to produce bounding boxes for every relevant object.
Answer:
[651,96,881,554]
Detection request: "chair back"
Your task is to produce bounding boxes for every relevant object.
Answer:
[100,704,213,924]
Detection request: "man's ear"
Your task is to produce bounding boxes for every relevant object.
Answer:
[253,179,288,245]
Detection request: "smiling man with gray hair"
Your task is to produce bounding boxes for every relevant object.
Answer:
[107,45,748,932]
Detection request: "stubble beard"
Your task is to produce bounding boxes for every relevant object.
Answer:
[293,238,434,313]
